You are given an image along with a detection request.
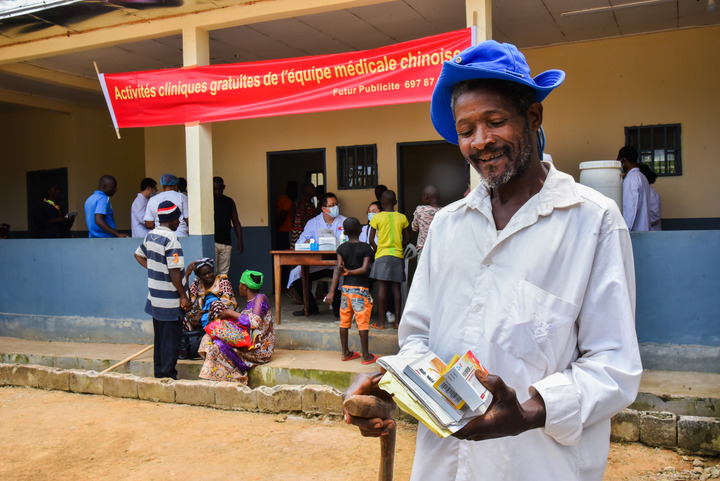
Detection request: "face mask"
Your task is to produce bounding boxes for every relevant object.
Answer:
[367,212,376,222]
[327,205,340,218]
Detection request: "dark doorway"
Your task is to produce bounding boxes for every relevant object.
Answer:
[267,149,325,287]
[397,141,468,245]
[26,167,70,238]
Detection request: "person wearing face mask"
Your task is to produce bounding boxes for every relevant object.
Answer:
[360,201,381,244]
[287,193,346,316]
[131,178,157,238]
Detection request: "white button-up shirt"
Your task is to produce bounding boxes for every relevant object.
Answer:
[144,190,189,237]
[399,163,642,481]
[622,167,651,231]
[131,192,150,238]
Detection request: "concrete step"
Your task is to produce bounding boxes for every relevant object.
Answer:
[1,336,718,419]
[274,291,401,355]
[275,317,400,355]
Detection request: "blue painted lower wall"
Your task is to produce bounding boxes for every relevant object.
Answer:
[632,230,720,347]
[0,229,718,371]
[0,227,272,341]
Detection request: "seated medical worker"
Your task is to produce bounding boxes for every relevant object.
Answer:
[287,192,346,316]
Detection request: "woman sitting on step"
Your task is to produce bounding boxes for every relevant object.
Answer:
[198,270,275,384]
[181,258,238,359]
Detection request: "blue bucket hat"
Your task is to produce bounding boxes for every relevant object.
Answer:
[431,40,565,145]
[160,173,179,186]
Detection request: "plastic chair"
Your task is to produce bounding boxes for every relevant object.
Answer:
[401,243,418,305]
[312,276,334,300]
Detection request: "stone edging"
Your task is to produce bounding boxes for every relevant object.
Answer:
[2,363,718,455]
[0,363,343,417]
[611,409,719,455]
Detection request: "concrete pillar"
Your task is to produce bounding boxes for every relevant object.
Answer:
[466,0,492,190]
[182,25,215,255]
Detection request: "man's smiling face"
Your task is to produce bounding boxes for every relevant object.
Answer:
[454,86,538,190]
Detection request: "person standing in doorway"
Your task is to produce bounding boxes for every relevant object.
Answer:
[84,175,127,238]
[290,182,318,248]
[275,180,298,250]
[213,176,244,276]
[411,184,442,258]
[32,183,76,238]
[131,178,157,238]
[134,201,191,379]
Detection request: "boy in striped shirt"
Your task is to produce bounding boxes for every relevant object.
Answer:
[134,201,191,379]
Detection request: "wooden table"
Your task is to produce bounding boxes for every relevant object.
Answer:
[270,250,338,324]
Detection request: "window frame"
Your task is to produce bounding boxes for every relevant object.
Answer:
[336,144,378,190]
[624,123,682,177]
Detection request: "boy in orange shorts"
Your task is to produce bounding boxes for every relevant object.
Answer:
[325,217,377,364]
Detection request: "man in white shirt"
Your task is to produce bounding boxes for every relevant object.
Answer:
[131,177,157,237]
[618,145,651,231]
[287,192,346,316]
[344,40,642,481]
[144,173,189,237]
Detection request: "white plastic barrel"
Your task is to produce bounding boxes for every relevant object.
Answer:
[579,160,623,212]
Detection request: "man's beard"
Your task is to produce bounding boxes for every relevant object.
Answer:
[478,123,534,191]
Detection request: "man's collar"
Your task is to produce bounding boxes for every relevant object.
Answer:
[321,211,335,224]
[458,162,582,213]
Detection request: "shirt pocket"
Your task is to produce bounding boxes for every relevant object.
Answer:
[493,280,580,370]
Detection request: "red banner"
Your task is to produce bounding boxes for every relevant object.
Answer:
[98,28,473,129]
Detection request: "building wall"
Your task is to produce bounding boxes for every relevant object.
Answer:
[144,101,441,227]
[525,25,720,222]
[0,99,145,233]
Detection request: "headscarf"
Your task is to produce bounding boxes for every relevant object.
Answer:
[240,270,263,290]
[195,257,214,272]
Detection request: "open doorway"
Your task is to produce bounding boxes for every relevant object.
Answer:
[267,148,325,287]
[397,141,468,241]
[397,141,467,289]
[26,167,70,238]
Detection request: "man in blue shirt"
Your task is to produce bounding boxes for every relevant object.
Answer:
[84,175,128,237]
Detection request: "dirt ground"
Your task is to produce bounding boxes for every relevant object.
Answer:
[1,387,717,481]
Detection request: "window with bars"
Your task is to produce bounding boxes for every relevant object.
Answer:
[625,124,681,176]
[337,144,378,189]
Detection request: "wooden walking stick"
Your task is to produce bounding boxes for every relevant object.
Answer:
[100,345,154,374]
[343,394,397,481]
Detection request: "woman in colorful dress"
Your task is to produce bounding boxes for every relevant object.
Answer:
[198,270,275,384]
[184,258,237,331]
[180,258,237,359]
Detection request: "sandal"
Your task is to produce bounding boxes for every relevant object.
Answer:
[361,354,379,365]
[370,322,386,330]
[342,351,361,361]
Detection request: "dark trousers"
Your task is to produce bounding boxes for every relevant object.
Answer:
[153,318,183,379]
[291,268,341,314]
